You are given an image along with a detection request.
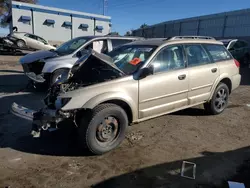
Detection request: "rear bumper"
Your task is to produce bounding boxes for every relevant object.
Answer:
[231,74,241,91]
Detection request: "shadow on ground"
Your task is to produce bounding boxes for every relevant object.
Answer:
[0,69,23,73]
[92,146,250,188]
[0,91,89,157]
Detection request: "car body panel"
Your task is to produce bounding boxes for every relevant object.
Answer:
[138,69,189,118]
[60,76,139,120]
[187,63,219,105]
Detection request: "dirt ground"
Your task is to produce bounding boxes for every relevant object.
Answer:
[0,55,250,188]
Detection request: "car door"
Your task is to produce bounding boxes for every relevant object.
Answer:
[184,44,219,105]
[24,34,40,49]
[36,36,48,50]
[139,44,188,119]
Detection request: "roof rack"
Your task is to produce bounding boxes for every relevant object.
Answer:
[169,36,215,40]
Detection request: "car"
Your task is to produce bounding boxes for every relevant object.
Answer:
[8,32,56,51]
[220,39,250,66]
[11,36,241,155]
[19,35,143,87]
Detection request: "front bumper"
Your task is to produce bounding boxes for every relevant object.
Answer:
[11,103,62,137]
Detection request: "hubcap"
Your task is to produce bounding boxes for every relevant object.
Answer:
[96,116,119,143]
[214,88,227,111]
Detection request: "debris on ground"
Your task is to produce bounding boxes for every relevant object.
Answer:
[126,132,144,143]
[181,161,196,179]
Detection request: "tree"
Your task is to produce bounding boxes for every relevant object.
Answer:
[0,0,38,27]
[124,29,134,36]
[140,23,148,29]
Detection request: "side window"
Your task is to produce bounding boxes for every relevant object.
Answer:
[203,44,232,62]
[90,40,108,54]
[111,39,133,49]
[151,45,185,73]
[26,34,37,40]
[185,44,211,67]
[37,37,47,44]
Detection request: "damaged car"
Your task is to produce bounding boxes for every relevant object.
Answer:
[11,37,241,155]
[19,35,142,87]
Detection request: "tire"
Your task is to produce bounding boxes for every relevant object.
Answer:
[78,103,128,155]
[16,40,26,48]
[50,68,68,87]
[204,83,229,115]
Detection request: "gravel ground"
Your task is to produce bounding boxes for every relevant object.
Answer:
[0,57,250,188]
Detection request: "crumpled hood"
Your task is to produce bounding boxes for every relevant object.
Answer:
[69,50,125,84]
[20,50,58,64]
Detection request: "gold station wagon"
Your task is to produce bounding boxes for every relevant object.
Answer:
[12,36,241,155]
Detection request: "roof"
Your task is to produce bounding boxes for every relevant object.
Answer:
[126,37,223,46]
[128,38,167,46]
[72,35,143,40]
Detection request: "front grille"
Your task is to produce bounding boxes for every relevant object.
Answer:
[22,61,45,75]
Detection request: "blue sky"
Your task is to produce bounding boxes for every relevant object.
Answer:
[1,0,250,35]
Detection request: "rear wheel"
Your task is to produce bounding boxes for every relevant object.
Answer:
[16,40,26,48]
[204,83,229,115]
[78,103,128,155]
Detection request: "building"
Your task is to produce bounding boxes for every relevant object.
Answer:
[132,8,250,40]
[10,1,112,44]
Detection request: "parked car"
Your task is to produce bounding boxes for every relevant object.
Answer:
[11,36,241,155]
[7,32,56,51]
[19,35,143,87]
[220,39,250,66]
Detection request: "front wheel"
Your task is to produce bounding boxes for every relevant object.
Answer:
[78,103,128,155]
[50,68,69,87]
[204,83,229,115]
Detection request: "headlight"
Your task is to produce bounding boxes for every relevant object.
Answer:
[55,97,71,109]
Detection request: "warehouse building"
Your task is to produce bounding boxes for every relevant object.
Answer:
[132,8,250,40]
[9,1,112,44]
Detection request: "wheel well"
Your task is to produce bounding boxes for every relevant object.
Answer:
[220,78,232,94]
[101,100,133,123]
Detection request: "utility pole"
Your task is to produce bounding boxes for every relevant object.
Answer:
[103,0,107,15]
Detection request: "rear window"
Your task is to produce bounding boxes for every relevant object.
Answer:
[203,44,232,62]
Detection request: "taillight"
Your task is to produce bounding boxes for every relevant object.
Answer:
[234,59,240,68]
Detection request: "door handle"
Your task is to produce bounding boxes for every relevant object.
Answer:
[211,68,217,73]
[178,74,186,80]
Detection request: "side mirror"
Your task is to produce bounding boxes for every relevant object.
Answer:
[138,66,154,79]
[76,51,82,58]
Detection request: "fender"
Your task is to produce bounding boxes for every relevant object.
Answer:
[83,92,138,121]
[208,73,232,101]
[42,63,73,73]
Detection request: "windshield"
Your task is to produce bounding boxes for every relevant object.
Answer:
[108,45,157,75]
[55,37,89,56]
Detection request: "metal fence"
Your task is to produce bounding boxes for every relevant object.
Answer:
[132,8,250,40]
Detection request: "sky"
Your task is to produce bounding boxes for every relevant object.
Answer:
[1,0,250,35]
